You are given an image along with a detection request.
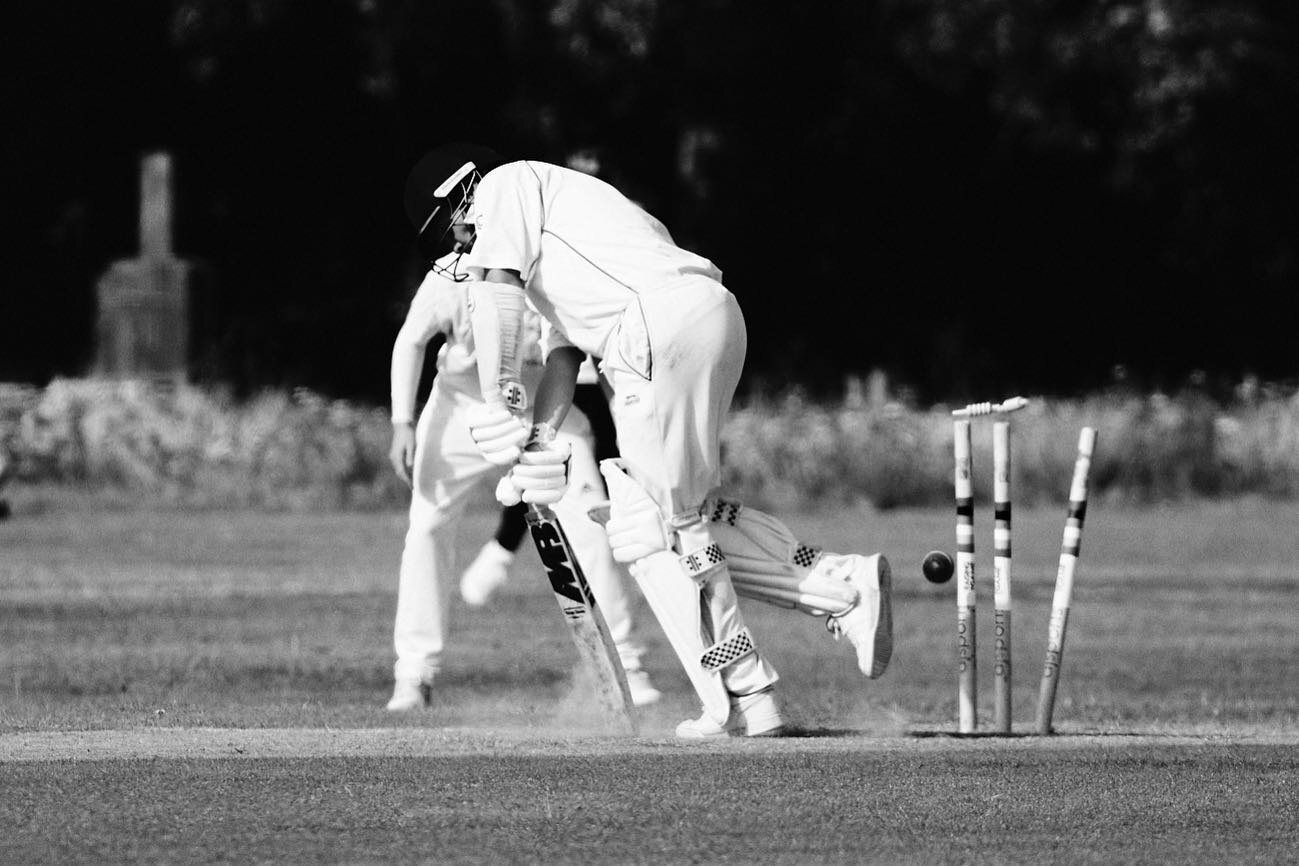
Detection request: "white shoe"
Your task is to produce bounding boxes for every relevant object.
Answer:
[675,687,786,738]
[460,540,514,607]
[385,679,432,711]
[624,668,663,707]
[825,553,893,678]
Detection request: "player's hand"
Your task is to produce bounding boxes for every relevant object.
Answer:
[600,460,669,563]
[497,440,572,506]
[466,400,529,466]
[388,422,417,487]
[494,474,523,507]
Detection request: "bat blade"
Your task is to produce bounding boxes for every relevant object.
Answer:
[527,504,637,734]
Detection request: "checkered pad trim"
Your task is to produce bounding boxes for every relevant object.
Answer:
[703,498,742,526]
[793,544,821,568]
[700,628,756,672]
[680,543,725,578]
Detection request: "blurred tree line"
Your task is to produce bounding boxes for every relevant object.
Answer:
[2,0,1297,404]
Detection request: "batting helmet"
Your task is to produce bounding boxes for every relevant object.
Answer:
[404,142,506,259]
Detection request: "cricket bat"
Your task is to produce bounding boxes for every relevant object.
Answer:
[526,503,637,734]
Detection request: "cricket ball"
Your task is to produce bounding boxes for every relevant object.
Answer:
[922,550,955,584]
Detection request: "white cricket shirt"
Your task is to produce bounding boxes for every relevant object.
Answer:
[462,161,723,360]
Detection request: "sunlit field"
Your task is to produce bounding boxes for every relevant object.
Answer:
[2,491,1296,863]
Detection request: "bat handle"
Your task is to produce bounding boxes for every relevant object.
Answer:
[525,502,556,526]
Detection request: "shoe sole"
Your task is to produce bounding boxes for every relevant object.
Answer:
[677,695,782,738]
[676,723,784,739]
[870,555,893,678]
[675,723,743,739]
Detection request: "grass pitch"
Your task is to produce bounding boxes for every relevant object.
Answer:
[1,491,1297,863]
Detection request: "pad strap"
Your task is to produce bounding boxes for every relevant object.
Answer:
[680,543,726,582]
[702,498,742,526]
[700,628,756,673]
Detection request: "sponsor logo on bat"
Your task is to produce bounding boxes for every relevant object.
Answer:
[531,520,589,607]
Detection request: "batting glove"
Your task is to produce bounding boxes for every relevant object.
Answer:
[466,401,529,466]
[600,459,669,563]
[497,440,572,506]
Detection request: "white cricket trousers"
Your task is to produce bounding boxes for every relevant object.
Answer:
[601,275,779,698]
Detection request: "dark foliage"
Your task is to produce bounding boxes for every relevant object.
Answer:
[3,0,1297,402]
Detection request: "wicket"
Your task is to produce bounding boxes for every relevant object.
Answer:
[952,396,1030,418]
[951,396,1027,734]
[953,419,976,732]
[1035,427,1098,734]
[949,398,1097,736]
[992,421,1013,733]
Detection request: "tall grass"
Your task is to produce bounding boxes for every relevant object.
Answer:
[2,377,1298,510]
[0,379,405,509]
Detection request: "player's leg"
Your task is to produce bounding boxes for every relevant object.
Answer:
[590,492,892,679]
[604,280,781,737]
[459,502,525,607]
[572,380,619,464]
[551,415,661,706]
[605,278,891,681]
[702,498,892,678]
[390,390,496,710]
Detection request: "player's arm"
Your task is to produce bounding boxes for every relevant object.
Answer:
[532,345,583,440]
[465,268,531,465]
[476,269,580,507]
[388,270,455,485]
[462,165,544,465]
[494,344,578,507]
[469,268,529,410]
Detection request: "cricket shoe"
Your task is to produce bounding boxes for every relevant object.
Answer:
[824,553,893,678]
[675,687,786,738]
[459,539,514,607]
[624,668,663,707]
[385,678,432,711]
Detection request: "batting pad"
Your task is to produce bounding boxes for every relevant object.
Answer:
[629,550,732,725]
[702,497,858,618]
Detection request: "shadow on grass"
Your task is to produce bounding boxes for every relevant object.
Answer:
[783,726,877,738]
[904,728,1201,739]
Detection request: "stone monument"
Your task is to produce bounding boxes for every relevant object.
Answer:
[93,152,191,382]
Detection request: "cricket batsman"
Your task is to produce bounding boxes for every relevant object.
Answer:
[404,143,892,737]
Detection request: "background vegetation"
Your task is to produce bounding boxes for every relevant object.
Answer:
[4,377,1297,509]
